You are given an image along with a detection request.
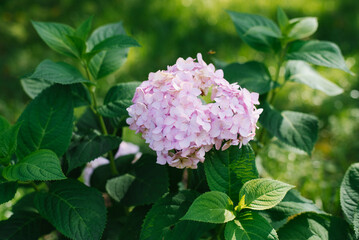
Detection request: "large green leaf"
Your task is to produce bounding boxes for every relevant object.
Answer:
[66,134,122,172]
[90,35,140,53]
[340,163,359,225]
[286,40,352,73]
[16,84,73,159]
[181,191,235,224]
[32,21,77,58]
[0,181,18,205]
[34,179,106,240]
[98,82,141,118]
[277,212,353,239]
[0,116,10,132]
[2,149,66,181]
[204,145,258,203]
[223,61,272,94]
[287,17,318,40]
[141,190,213,240]
[106,174,135,202]
[354,205,359,239]
[227,11,281,52]
[238,178,294,211]
[224,211,278,240]
[0,211,53,240]
[27,59,90,85]
[285,60,343,96]
[0,122,21,164]
[259,102,318,155]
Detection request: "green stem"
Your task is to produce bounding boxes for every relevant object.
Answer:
[30,182,39,191]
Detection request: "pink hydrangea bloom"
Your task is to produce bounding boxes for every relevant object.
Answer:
[127,53,262,169]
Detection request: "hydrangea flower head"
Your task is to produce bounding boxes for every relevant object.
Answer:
[127,53,262,169]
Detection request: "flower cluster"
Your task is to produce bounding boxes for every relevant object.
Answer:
[127,53,262,169]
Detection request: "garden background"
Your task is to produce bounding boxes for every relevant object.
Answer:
[0,0,358,218]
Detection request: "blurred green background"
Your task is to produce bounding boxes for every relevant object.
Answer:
[0,0,358,218]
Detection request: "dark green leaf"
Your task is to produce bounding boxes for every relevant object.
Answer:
[224,211,278,240]
[277,212,353,239]
[27,59,90,85]
[204,145,258,203]
[238,178,294,211]
[0,116,10,132]
[20,77,52,99]
[66,35,86,58]
[91,35,140,53]
[276,7,289,31]
[87,22,127,48]
[223,61,273,94]
[354,205,359,239]
[0,122,21,164]
[12,192,38,213]
[0,211,53,240]
[2,149,66,181]
[227,11,281,52]
[181,191,235,223]
[98,82,140,118]
[0,182,17,205]
[71,83,92,107]
[106,174,135,202]
[141,190,213,240]
[66,134,121,172]
[75,16,93,40]
[286,40,352,74]
[287,17,318,40]
[259,102,318,155]
[340,163,359,225]
[32,21,77,57]
[34,179,106,240]
[118,206,151,240]
[16,84,74,159]
[285,60,343,96]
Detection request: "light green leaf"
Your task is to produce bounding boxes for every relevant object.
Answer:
[286,40,353,74]
[227,11,281,52]
[66,134,121,172]
[34,179,107,240]
[106,174,135,202]
[141,190,213,240]
[0,122,21,164]
[223,61,273,94]
[75,16,93,40]
[181,191,235,224]
[259,102,318,155]
[285,60,343,96]
[239,178,294,211]
[27,59,90,85]
[276,7,289,31]
[287,17,318,40]
[31,21,77,57]
[204,145,258,203]
[224,211,278,240]
[16,84,74,159]
[354,205,359,239]
[0,211,53,240]
[340,163,359,225]
[0,182,18,205]
[2,149,66,181]
[277,212,353,239]
[98,82,140,118]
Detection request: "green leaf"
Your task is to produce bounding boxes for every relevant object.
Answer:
[0,182,18,205]
[224,211,278,240]
[141,190,214,240]
[66,134,122,172]
[87,22,131,79]
[354,205,359,239]
[0,122,21,164]
[204,145,258,203]
[16,84,74,159]
[105,174,135,202]
[27,59,90,85]
[98,82,141,118]
[34,179,107,240]
[90,35,140,53]
[0,211,53,240]
[0,116,10,132]
[32,21,77,58]
[260,189,324,229]
[71,83,92,107]
[66,35,86,58]
[227,11,281,52]
[286,40,353,74]
[259,102,318,155]
[340,163,359,225]
[277,212,353,239]
[181,191,235,224]
[2,149,66,181]
[223,61,273,94]
[285,60,343,96]
[287,17,318,40]
[276,7,289,31]
[75,16,93,40]
[239,179,294,211]
[12,192,38,213]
